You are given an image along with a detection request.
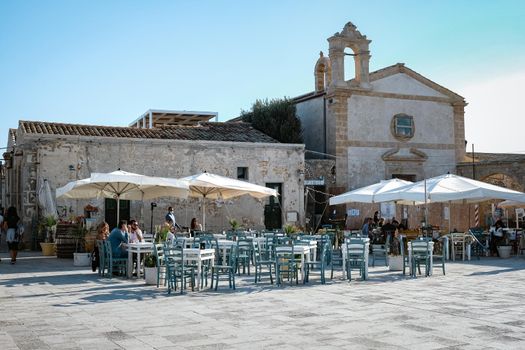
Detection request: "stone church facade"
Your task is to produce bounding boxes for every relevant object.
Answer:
[296,22,468,229]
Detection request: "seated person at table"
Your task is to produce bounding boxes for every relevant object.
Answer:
[391,217,399,227]
[362,217,373,238]
[129,219,143,243]
[490,218,506,256]
[92,221,110,272]
[96,221,110,241]
[191,217,203,232]
[381,219,397,242]
[108,220,129,258]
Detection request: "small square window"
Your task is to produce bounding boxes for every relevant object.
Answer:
[237,167,248,180]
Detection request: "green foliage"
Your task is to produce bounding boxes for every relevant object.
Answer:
[229,218,240,231]
[44,215,57,227]
[144,254,156,268]
[155,225,170,243]
[283,224,298,235]
[240,97,303,143]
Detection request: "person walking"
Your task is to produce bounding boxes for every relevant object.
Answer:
[4,206,21,264]
[165,207,181,230]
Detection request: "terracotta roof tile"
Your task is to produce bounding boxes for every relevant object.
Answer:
[19,120,279,143]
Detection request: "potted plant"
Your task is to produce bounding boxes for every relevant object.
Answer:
[388,234,404,271]
[144,254,157,285]
[496,230,512,258]
[39,215,57,256]
[73,223,91,266]
[155,224,170,243]
[229,218,240,231]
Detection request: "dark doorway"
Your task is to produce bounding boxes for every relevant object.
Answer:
[392,174,416,182]
[105,198,130,229]
[264,183,282,230]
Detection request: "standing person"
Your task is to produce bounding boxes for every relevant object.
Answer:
[361,217,373,238]
[4,206,21,264]
[92,221,110,272]
[373,211,380,226]
[108,220,128,259]
[165,207,181,230]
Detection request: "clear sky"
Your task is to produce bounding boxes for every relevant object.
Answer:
[1,0,524,154]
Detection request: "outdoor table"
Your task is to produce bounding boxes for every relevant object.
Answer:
[124,242,154,279]
[183,248,215,290]
[341,237,370,280]
[408,240,434,276]
[275,245,311,280]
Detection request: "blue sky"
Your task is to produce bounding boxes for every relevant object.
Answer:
[1,0,524,153]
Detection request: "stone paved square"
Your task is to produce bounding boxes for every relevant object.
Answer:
[1,252,525,349]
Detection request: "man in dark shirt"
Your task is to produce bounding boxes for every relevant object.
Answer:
[381,219,397,243]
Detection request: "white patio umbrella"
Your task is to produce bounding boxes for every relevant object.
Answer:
[375,174,525,204]
[375,173,525,231]
[497,200,525,209]
[498,200,525,229]
[178,172,278,230]
[56,170,189,223]
[329,178,413,205]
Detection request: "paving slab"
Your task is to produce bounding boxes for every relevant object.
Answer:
[1,251,525,349]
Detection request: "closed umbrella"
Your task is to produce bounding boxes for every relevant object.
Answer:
[56,170,189,223]
[38,179,58,220]
[178,172,278,230]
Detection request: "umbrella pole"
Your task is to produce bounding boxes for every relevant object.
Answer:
[424,179,428,239]
[116,196,120,225]
[202,196,206,231]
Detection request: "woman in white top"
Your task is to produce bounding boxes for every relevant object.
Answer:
[128,220,143,243]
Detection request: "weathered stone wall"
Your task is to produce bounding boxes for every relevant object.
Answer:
[13,133,305,239]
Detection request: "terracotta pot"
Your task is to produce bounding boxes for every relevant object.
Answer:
[40,242,56,256]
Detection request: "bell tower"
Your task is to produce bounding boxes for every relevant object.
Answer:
[327,22,371,89]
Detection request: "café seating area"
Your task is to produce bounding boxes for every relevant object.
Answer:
[86,224,525,294]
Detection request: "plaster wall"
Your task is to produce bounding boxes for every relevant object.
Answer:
[295,96,325,157]
[15,134,305,237]
[347,95,455,145]
[371,73,448,98]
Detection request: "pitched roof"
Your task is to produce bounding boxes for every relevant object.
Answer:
[291,63,465,102]
[18,120,279,143]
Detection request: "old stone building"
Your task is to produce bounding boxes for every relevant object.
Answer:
[3,114,305,245]
[296,22,469,229]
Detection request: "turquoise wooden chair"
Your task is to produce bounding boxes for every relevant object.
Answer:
[211,245,238,291]
[103,240,127,278]
[253,240,275,284]
[163,243,195,294]
[236,237,252,275]
[275,244,302,286]
[345,238,367,281]
[371,235,390,267]
[153,243,166,288]
[398,236,410,275]
[410,239,431,277]
[305,241,330,284]
[96,240,108,277]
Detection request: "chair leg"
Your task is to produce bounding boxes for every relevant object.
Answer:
[269,264,273,285]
